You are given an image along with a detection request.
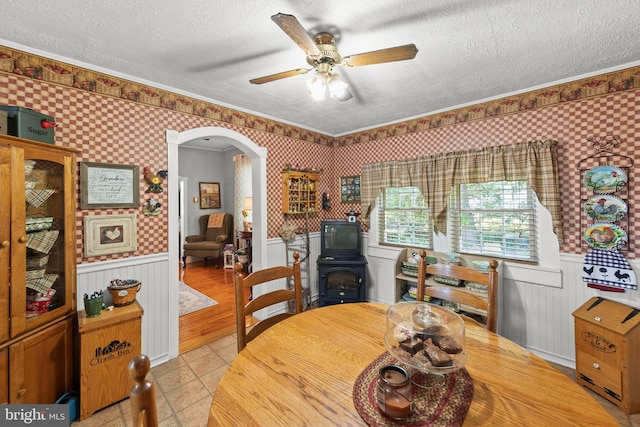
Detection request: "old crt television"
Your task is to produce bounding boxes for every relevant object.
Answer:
[320,220,362,258]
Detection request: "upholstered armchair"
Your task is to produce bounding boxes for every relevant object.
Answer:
[182,213,233,268]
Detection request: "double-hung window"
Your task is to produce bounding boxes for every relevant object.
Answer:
[377,186,432,248]
[449,181,537,261]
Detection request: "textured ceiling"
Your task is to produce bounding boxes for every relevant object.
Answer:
[1,0,640,136]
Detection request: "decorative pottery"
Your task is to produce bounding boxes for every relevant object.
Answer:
[84,296,103,318]
[583,224,627,250]
[584,195,627,222]
[583,165,627,193]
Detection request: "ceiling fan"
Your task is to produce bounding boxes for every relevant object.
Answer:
[250,13,418,101]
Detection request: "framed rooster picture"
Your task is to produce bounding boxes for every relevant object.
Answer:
[84,214,137,257]
[80,162,140,209]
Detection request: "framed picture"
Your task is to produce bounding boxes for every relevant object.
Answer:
[340,175,361,203]
[199,182,221,209]
[80,162,140,209]
[84,214,137,257]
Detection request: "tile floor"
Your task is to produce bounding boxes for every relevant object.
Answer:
[71,333,237,427]
[72,333,639,427]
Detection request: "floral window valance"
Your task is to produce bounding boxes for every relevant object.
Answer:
[361,140,564,244]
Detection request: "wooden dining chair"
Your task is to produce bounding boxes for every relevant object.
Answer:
[416,250,499,332]
[128,354,158,427]
[235,251,303,352]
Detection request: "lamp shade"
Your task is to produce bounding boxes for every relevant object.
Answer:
[243,197,253,210]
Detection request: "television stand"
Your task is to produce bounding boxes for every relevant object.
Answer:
[317,255,367,306]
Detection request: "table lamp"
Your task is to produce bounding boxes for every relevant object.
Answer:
[242,197,253,231]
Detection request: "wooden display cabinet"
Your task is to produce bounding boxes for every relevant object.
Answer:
[0,135,78,403]
[282,171,319,214]
[9,315,75,404]
[573,297,640,414]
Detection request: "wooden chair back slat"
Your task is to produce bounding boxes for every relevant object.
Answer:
[416,250,499,332]
[235,252,303,352]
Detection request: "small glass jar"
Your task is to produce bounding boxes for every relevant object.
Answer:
[376,364,412,419]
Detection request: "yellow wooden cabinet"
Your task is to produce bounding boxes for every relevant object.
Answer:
[9,315,75,404]
[77,301,144,420]
[573,297,640,414]
[0,135,78,403]
[282,171,319,214]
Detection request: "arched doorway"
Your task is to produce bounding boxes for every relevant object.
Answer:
[166,127,267,358]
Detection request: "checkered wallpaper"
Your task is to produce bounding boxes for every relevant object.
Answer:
[2,67,639,262]
[334,90,640,257]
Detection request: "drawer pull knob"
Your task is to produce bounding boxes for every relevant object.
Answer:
[594,316,601,322]
[593,363,600,369]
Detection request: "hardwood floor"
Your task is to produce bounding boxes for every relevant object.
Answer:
[179,260,244,354]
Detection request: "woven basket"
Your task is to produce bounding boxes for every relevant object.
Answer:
[499,101,520,114]
[175,101,193,114]
[96,79,122,96]
[140,91,161,106]
[401,261,419,277]
[205,108,222,120]
[108,280,141,306]
[536,91,560,107]
[581,81,608,97]
[0,57,15,73]
[468,108,486,120]
[42,65,74,85]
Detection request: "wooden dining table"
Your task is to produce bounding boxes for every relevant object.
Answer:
[208,303,618,426]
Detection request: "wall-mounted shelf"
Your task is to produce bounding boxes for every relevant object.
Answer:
[282,171,319,214]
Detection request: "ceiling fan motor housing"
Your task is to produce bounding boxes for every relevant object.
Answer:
[307,32,342,71]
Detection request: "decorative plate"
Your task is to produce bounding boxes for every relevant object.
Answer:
[583,165,627,193]
[584,224,628,251]
[583,195,627,222]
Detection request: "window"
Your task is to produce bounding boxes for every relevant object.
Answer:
[449,181,537,261]
[377,186,432,248]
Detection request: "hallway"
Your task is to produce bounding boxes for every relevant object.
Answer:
[178,261,238,353]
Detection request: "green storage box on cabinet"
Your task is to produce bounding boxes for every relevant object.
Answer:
[0,106,55,144]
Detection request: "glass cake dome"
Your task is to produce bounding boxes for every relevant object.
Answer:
[384,301,467,379]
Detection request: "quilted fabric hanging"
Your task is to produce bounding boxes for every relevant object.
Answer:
[582,248,637,291]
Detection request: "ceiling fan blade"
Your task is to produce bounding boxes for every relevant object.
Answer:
[341,44,418,67]
[249,68,310,85]
[271,13,321,57]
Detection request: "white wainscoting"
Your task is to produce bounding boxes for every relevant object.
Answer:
[76,240,640,371]
[364,242,640,369]
[502,253,640,368]
[263,233,321,313]
[76,253,174,366]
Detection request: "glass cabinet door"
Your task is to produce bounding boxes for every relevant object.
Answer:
[1,138,76,340]
[24,156,67,322]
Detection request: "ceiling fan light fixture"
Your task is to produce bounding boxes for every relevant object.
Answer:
[307,73,327,101]
[327,73,352,101]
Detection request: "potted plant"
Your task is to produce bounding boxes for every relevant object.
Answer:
[235,248,249,264]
